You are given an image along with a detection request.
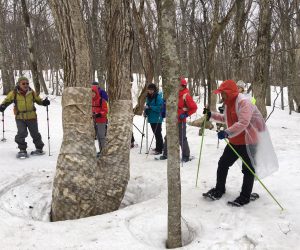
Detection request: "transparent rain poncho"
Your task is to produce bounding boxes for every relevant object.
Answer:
[213,94,279,179]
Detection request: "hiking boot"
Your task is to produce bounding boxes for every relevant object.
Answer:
[202,188,224,200]
[159,155,167,160]
[17,150,28,158]
[181,156,190,162]
[31,149,44,155]
[231,195,250,206]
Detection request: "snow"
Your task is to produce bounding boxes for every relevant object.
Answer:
[0,88,300,249]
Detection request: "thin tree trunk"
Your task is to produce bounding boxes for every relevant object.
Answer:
[20,0,41,95]
[252,0,272,118]
[159,0,182,248]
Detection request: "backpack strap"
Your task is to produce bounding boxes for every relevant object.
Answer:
[182,93,188,111]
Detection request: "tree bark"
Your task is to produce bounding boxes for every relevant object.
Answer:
[91,0,134,215]
[20,0,41,95]
[159,0,182,248]
[48,0,96,221]
[252,0,272,118]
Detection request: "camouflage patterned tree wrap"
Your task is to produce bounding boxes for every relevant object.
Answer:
[51,87,97,221]
[92,100,132,215]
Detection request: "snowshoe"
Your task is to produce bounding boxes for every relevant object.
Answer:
[30,149,45,156]
[227,193,259,207]
[17,150,28,159]
[202,188,224,200]
[181,156,195,162]
[155,155,167,160]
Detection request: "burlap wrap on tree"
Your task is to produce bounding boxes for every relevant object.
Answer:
[92,100,132,215]
[51,87,97,221]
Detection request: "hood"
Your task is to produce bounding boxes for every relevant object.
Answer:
[213,79,239,104]
[91,85,100,100]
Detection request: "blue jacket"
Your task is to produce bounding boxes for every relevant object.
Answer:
[145,92,164,123]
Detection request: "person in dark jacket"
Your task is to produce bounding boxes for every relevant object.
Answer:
[0,76,50,157]
[144,83,164,155]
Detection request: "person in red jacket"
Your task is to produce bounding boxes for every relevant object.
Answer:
[202,79,278,206]
[91,85,108,155]
[159,78,198,162]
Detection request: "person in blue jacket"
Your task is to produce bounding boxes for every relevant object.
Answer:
[144,83,164,155]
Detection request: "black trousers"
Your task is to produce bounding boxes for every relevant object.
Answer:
[150,123,163,153]
[216,144,255,199]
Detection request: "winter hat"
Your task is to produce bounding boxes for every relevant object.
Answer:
[147,83,157,91]
[213,79,238,94]
[180,78,187,86]
[17,76,29,84]
[236,80,246,90]
[92,81,99,86]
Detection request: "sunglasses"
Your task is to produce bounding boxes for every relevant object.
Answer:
[20,82,29,85]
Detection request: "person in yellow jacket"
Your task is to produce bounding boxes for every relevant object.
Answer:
[0,76,50,157]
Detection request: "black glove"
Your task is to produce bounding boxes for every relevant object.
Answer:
[218,106,224,114]
[0,104,6,112]
[42,99,50,106]
[203,108,211,121]
[95,113,102,118]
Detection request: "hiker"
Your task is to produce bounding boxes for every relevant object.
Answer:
[144,83,164,155]
[0,76,50,157]
[91,84,108,155]
[202,79,278,206]
[159,77,197,162]
[236,80,256,105]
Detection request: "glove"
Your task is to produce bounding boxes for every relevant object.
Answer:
[179,113,188,120]
[0,104,6,112]
[217,130,228,140]
[42,99,50,106]
[144,105,151,110]
[95,113,102,118]
[203,108,211,121]
[218,106,224,114]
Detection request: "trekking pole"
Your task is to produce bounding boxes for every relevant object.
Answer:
[1,112,6,142]
[46,99,51,156]
[195,115,206,187]
[133,123,145,136]
[181,122,184,167]
[139,116,146,154]
[224,138,284,211]
[145,116,149,154]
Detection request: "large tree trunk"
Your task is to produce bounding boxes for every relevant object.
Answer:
[49,0,96,221]
[252,0,272,118]
[20,0,41,95]
[159,0,182,248]
[91,0,134,215]
[0,2,14,94]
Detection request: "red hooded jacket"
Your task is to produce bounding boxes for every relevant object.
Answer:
[92,85,108,123]
[178,87,198,122]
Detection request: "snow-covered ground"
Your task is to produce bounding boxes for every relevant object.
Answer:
[0,87,300,250]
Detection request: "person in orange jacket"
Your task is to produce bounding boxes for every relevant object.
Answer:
[91,85,108,154]
[159,77,198,162]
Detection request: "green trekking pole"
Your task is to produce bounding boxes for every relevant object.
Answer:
[224,138,284,211]
[195,115,206,187]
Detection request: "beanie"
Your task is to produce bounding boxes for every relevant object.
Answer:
[147,83,157,91]
[180,78,187,86]
[92,81,99,86]
[236,80,246,90]
[17,76,29,84]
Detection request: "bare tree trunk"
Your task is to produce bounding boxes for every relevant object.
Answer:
[132,1,154,115]
[91,0,134,215]
[49,0,96,221]
[252,0,272,118]
[159,0,182,248]
[206,0,237,109]
[20,0,41,95]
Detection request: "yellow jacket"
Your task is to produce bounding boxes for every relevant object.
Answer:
[1,87,43,120]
